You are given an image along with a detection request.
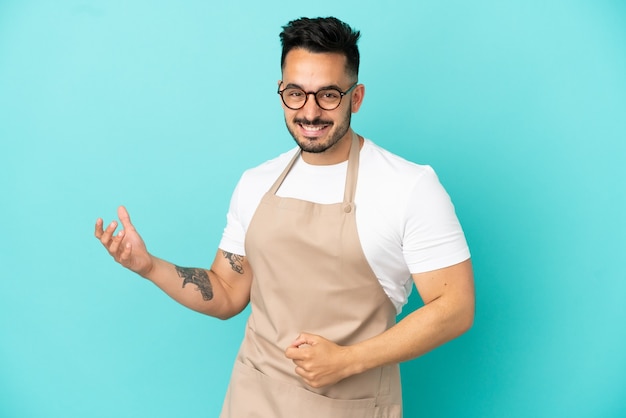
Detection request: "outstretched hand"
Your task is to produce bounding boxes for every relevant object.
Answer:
[94,206,153,276]
[285,333,356,388]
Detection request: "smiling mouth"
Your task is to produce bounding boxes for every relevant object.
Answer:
[297,120,332,137]
[300,123,327,131]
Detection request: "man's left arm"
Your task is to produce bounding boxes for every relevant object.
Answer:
[285,258,475,388]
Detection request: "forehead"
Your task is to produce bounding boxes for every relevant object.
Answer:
[282,48,350,88]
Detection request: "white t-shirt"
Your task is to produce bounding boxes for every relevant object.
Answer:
[219,139,470,313]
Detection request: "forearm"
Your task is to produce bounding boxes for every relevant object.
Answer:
[349,294,474,375]
[141,256,246,319]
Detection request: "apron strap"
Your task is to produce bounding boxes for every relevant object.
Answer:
[268,148,301,195]
[343,132,361,205]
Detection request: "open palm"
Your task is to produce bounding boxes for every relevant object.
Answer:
[94,206,153,276]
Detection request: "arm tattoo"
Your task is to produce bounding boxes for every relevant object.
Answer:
[174,266,214,301]
[222,251,244,274]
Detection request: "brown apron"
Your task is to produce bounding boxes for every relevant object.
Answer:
[220,133,402,417]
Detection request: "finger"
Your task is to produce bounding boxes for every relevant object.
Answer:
[290,332,315,348]
[292,359,307,369]
[108,229,125,255]
[117,205,135,231]
[294,365,307,378]
[285,347,302,360]
[99,221,118,246]
[294,366,317,386]
[286,343,314,361]
[94,218,104,238]
[289,339,306,348]
[118,241,132,264]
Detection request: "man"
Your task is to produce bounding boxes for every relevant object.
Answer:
[95,16,474,417]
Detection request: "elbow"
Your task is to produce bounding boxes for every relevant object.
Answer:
[453,278,475,336]
[214,311,238,321]
[199,308,238,321]
[459,309,474,335]
[441,294,474,338]
[207,299,248,321]
[456,300,475,336]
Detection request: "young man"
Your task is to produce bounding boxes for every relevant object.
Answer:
[95,17,474,417]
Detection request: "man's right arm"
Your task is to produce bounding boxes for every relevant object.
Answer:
[144,251,252,319]
[95,206,252,320]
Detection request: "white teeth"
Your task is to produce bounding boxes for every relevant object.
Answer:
[301,124,325,131]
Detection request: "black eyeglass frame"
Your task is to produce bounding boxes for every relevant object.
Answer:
[277,81,359,111]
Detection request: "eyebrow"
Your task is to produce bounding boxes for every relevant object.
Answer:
[283,82,344,91]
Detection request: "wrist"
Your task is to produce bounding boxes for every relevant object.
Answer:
[138,255,157,279]
[345,343,368,377]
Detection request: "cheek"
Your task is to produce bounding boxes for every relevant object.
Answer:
[283,109,296,121]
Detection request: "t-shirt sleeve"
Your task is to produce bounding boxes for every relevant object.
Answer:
[218,178,248,256]
[402,166,470,274]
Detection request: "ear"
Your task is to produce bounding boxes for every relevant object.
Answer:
[350,84,365,113]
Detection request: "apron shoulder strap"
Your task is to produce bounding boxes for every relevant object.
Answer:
[343,132,361,205]
[268,149,301,195]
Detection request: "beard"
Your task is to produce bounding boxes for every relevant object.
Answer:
[285,105,352,154]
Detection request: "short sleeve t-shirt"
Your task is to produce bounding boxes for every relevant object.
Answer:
[219,139,470,313]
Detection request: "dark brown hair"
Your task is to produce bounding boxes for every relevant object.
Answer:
[279,17,361,79]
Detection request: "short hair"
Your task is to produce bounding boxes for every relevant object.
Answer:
[279,17,361,79]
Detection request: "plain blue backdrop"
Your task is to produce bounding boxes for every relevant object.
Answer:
[1,1,625,417]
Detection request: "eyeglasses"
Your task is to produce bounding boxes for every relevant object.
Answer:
[277,81,358,111]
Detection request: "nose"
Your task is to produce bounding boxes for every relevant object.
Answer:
[300,93,323,119]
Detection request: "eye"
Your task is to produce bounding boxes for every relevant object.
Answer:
[319,90,341,100]
[286,89,304,98]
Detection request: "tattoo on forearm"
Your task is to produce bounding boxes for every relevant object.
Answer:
[222,251,244,274]
[174,266,214,301]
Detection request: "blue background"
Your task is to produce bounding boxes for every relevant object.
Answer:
[1,1,625,417]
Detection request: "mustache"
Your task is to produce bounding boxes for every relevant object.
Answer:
[294,117,333,126]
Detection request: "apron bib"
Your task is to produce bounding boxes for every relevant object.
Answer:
[220,134,402,417]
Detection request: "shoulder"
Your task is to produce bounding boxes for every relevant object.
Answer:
[227,147,298,213]
[238,147,299,187]
[359,139,437,190]
[356,139,454,224]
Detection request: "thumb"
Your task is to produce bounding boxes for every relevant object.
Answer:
[117,205,136,231]
[290,332,317,348]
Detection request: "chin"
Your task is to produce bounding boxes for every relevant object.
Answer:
[297,139,332,154]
